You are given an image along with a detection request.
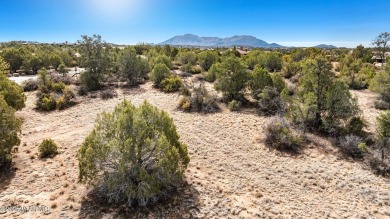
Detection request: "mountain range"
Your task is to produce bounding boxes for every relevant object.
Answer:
[313,44,338,49]
[159,34,338,48]
[159,34,284,48]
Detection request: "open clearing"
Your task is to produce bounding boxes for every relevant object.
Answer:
[0,81,389,218]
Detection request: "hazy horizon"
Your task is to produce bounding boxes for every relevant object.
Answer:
[1,0,389,47]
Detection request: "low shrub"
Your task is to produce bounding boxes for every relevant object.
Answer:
[37,93,57,111]
[80,71,102,91]
[52,82,66,93]
[374,100,390,110]
[160,75,182,92]
[368,155,390,177]
[265,116,303,153]
[150,63,170,87]
[204,63,222,82]
[249,66,273,99]
[56,96,66,110]
[338,135,366,160]
[78,86,88,96]
[78,100,189,206]
[228,100,241,111]
[190,65,202,74]
[50,74,74,85]
[22,79,39,92]
[36,86,75,111]
[100,90,118,100]
[0,95,22,167]
[282,62,301,79]
[177,84,219,113]
[345,117,366,136]
[258,86,286,115]
[179,84,191,96]
[38,139,58,158]
[177,96,191,112]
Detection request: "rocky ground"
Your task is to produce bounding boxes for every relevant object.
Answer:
[0,81,389,218]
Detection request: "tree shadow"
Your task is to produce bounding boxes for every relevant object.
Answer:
[119,85,147,96]
[78,181,201,219]
[0,164,16,194]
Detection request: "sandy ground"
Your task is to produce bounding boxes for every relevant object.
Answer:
[350,90,382,134]
[0,81,389,218]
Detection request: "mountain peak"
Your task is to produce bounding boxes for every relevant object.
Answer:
[314,44,337,49]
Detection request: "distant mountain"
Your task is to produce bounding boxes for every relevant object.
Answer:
[314,44,337,49]
[160,34,284,48]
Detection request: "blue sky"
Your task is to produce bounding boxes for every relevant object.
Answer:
[1,0,389,47]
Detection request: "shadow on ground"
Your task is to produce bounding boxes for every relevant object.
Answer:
[78,181,201,219]
[120,85,147,96]
[0,165,16,194]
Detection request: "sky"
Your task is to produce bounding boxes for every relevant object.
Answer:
[1,0,389,47]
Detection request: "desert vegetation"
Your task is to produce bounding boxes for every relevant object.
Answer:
[0,33,390,218]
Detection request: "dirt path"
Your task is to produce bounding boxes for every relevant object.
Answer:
[0,83,389,218]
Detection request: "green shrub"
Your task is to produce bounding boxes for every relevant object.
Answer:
[368,155,390,177]
[78,86,88,96]
[373,85,390,110]
[160,75,182,92]
[338,135,365,160]
[203,63,222,82]
[263,52,282,72]
[369,68,390,93]
[271,73,286,93]
[228,100,241,111]
[177,84,219,113]
[50,74,74,85]
[0,74,26,110]
[375,100,390,110]
[119,48,149,85]
[52,82,66,93]
[249,66,273,99]
[176,50,197,66]
[58,63,68,75]
[376,111,390,162]
[22,79,39,92]
[56,96,66,110]
[80,70,102,91]
[36,84,75,111]
[38,139,58,158]
[150,63,170,87]
[150,54,171,69]
[265,116,303,153]
[346,117,366,136]
[0,95,22,167]
[100,90,117,100]
[322,81,359,133]
[63,87,75,102]
[190,65,202,74]
[38,93,57,111]
[282,61,301,78]
[177,96,191,112]
[258,86,286,115]
[214,56,249,101]
[78,100,189,206]
[179,84,191,96]
[198,50,218,71]
[181,63,192,74]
